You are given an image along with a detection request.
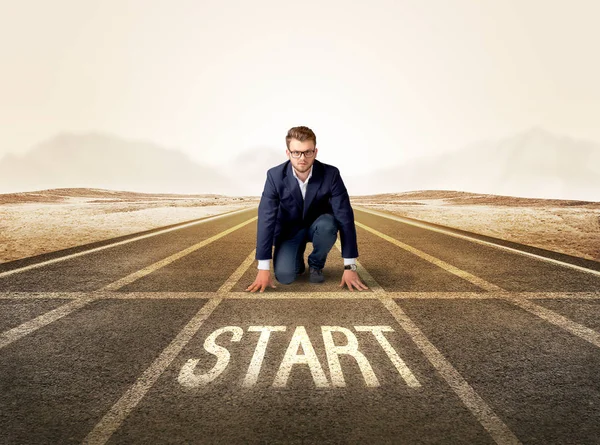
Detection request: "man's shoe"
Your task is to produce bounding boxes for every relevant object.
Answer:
[309,266,325,283]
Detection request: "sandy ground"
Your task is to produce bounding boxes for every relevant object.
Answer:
[0,188,598,264]
[352,191,600,262]
[0,189,259,263]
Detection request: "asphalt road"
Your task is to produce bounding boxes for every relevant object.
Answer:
[1,205,600,445]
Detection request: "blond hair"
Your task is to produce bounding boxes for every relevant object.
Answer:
[285,126,317,149]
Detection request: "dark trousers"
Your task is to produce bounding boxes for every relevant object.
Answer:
[273,213,338,284]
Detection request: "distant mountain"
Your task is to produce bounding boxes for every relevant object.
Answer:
[0,132,236,195]
[345,127,600,201]
[5,128,597,200]
[219,147,287,196]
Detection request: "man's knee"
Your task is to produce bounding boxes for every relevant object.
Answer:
[315,213,338,236]
[275,269,296,285]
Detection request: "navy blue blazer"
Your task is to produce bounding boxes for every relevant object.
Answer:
[256,159,359,261]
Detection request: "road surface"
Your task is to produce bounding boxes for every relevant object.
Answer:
[1,205,599,444]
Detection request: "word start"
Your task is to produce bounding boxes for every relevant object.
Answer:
[178,325,421,388]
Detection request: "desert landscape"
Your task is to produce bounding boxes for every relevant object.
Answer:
[352,191,600,261]
[0,188,598,264]
[0,189,259,264]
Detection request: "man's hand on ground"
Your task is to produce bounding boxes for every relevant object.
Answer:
[246,269,277,293]
[339,270,369,292]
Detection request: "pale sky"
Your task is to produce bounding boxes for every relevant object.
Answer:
[1,0,599,177]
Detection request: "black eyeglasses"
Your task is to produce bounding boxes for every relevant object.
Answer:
[289,149,316,159]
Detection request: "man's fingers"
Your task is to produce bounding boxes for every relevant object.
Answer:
[355,280,368,290]
[351,280,367,292]
[340,277,369,292]
[341,278,357,292]
[247,278,279,293]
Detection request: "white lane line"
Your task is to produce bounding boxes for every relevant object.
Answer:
[345,221,600,351]
[82,297,221,445]
[380,297,522,445]
[101,216,257,291]
[0,297,95,350]
[0,245,253,348]
[503,292,600,300]
[506,296,600,349]
[335,241,522,444]
[354,222,505,292]
[355,205,600,278]
[0,292,91,300]
[354,325,421,388]
[217,249,258,293]
[1,291,599,300]
[82,246,254,443]
[228,291,377,299]
[0,206,255,279]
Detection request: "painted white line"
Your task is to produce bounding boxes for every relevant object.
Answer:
[355,326,421,388]
[1,291,599,300]
[355,205,600,278]
[227,291,377,299]
[0,206,255,279]
[217,248,258,293]
[82,297,222,445]
[336,241,521,444]
[354,222,505,292]
[0,292,91,300]
[505,292,600,300]
[505,296,600,349]
[380,297,522,445]
[83,245,254,444]
[0,297,95,349]
[101,216,257,291]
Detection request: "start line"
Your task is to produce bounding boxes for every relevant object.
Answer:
[178,325,422,389]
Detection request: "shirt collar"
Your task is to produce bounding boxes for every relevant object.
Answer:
[292,164,313,182]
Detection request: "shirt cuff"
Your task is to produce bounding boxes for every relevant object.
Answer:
[343,258,356,265]
[257,259,271,270]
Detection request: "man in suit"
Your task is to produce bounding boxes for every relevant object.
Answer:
[246,126,368,293]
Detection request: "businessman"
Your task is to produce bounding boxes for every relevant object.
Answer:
[246,125,368,293]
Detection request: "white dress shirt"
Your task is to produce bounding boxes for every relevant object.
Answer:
[257,165,357,270]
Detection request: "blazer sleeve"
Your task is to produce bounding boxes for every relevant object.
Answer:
[256,170,280,260]
[329,168,359,259]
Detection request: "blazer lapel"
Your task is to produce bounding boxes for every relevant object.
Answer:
[285,161,304,213]
[303,160,324,219]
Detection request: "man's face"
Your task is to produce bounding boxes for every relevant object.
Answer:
[286,138,318,174]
